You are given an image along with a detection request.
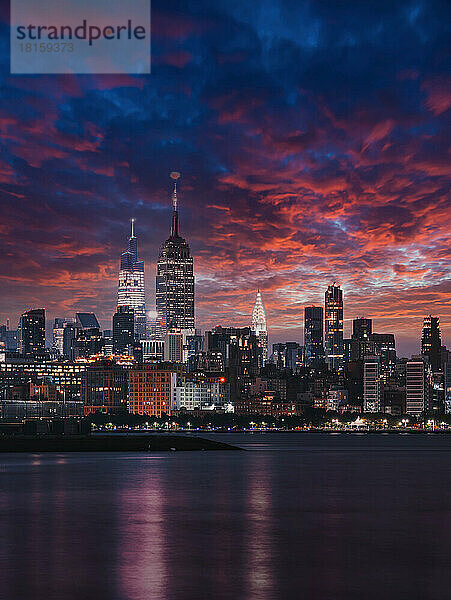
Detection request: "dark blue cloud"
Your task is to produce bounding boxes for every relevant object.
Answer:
[0,0,449,355]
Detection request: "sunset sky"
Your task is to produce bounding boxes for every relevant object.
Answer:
[0,0,450,356]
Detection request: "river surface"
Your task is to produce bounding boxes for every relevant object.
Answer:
[0,432,450,600]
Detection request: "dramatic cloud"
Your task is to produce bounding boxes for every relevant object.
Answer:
[0,0,450,356]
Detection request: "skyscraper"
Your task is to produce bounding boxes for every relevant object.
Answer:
[156,173,194,336]
[118,219,146,339]
[406,355,428,416]
[0,322,17,351]
[113,306,135,355]
[325,284,344,371]
[52,317,75,356]
[363,356,381,413]
[63,322,78,358]
[205,326,259,402]
[270,342,302,371]
[353,317,372,340]
[284,342,302,372]
[251,290,268,367]
[421,316,441,372]
[18,308,45,356]
[371,333,396,378]
[72,313,104,359]
[304,306,324,366]
[350,317,373,361]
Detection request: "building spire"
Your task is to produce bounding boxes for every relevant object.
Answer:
[252,289,268,367]
[252,289,267,332]
[127,218,137,261]
[170,171,181,237]
[172,177,178,210]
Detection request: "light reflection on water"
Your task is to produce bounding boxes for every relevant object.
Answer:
[0,433,450,600]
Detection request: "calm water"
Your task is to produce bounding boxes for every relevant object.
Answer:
[1,433,451,600]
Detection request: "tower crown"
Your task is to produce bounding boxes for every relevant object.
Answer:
[252,290,267,332]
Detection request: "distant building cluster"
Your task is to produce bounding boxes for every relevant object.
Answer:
[0,175,450,422]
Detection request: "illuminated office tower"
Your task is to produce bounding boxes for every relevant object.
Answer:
[304,306,324,366]
[156,173,194,336]
[71,313,104,359]
[421,316,441,372]
[444,354,451,414]
[251,290,268,367]
[52,318,75,356]
[350,318,373,361]
[325,283,344,371]
[18,308,45,357]
[363,356,381,413]
[118,219,146,339]
[0,322,17,352]
[271,342,302,372]
[406,355,428,416]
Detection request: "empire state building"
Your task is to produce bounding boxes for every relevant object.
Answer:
[156,173,195,336]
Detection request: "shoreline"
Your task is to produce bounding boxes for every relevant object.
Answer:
[0,430,450,454]
[0,434,242,453]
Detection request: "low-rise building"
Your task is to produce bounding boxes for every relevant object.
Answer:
[172,374,229,411]
[128,363,182,417]
[81,361,128,414]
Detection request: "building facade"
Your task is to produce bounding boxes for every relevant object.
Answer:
[271,342,302,372]
[421,316,441,372]
[141,339,165,362]
[72,313,103,359]
[406,356,427,416]
[363,356,381,413]
[350,318,373,361]
[0,323,18,352]
[52,318,75,356]
[325,284,344,371]
[128,363,181,417]
[304,306,324,367]
[327,388,348,411]
[173,375,229,411]
[205,326,259,402]
[18,309,45,357]
[0,356,87,401]
[81,361,128,414]
[113,306,135,355]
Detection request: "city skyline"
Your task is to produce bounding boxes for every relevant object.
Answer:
[2,272,448,361]
[1,4,450,600]
[0,187,449,358]
[1,174,448,357]
[2,188,448,357]
[0,1,449,356]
